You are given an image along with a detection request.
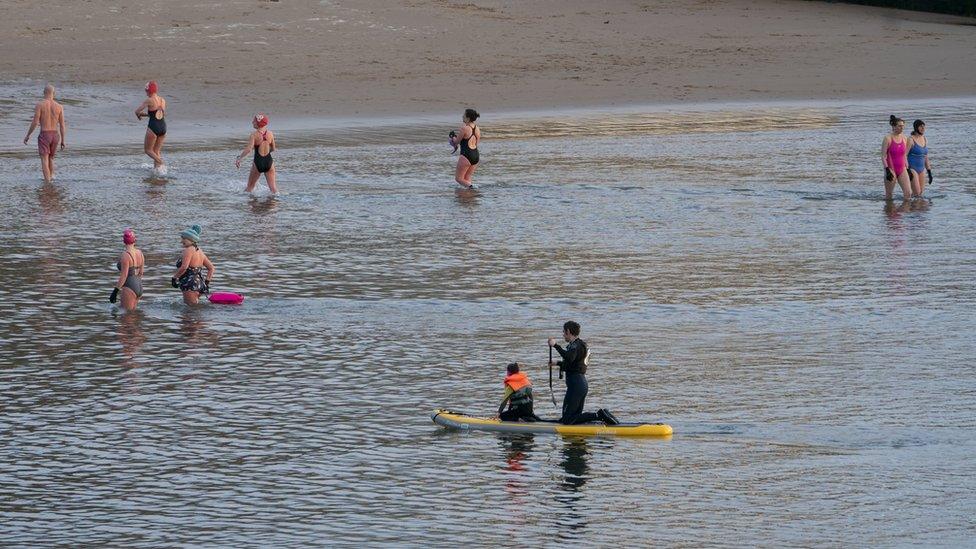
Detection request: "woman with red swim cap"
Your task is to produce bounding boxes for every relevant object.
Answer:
[235,113,278,194]
[134,80,167,174]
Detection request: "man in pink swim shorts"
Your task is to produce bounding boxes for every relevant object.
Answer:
[23,84,66,183]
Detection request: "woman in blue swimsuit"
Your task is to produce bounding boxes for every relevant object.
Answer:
[907,119,931,198]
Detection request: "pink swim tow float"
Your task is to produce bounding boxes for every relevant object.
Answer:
[208,292,244,305]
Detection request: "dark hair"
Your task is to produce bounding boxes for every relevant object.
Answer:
[464,108,480,122]
[912,119,925,134]
[563,321,581,336]
[889,115,904,127]
[506,362,520,375]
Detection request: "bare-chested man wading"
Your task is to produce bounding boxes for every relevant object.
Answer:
[23,84,66,183]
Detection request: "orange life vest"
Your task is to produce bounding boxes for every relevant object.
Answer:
[504,371,531,391]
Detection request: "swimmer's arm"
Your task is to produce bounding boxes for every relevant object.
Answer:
[498,387,514,416]
[238,134,256,158]
[58,105,66,148]
[174,248,194,277]
[552,343,571,362]
[270,132,276,152]
[23,104,40,143]
[450,125,467,147]
[116,253,130,289]
[135,99,149,119]
[136,253,144,277]
[881,136,891,168]
[236,134,256,167]
[202,254,215,282]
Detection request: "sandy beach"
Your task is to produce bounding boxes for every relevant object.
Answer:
[2,0,975,121]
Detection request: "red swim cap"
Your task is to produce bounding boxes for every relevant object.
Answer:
[254,113,269,128]
[123,228,136,245]
[145,81,158,95]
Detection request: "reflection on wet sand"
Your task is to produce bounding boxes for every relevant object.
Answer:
[178,308,218,348]
[884,198,931,219]
[499,434,535,509]
[454,186,480,207]
[37,181,66,215]
[555,438,590,539]
[34,183,66,307]
[248,195,279,216]
[145,176,168,200]
[114,308,146,367]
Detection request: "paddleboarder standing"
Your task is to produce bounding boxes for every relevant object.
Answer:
[548,321,618,425]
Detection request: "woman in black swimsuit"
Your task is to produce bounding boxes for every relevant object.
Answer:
[110,228,145,311]
[236,113,278,194]
[134,80,167,173]
[450,108,481,189]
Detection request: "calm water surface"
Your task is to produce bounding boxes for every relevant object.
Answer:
[1,96,975,546]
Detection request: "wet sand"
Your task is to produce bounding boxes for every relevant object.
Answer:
[2,0,975,122]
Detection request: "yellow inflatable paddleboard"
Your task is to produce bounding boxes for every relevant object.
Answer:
[432,409,673,437]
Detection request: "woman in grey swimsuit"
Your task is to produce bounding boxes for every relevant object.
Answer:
[110,228,145,311]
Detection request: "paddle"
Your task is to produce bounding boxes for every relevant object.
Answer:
[549,345,558,408]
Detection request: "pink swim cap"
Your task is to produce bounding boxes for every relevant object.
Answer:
[123,228,136,245]
[145,81,158,95]
[254,113,269,128]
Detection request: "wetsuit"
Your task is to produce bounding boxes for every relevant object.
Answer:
[459,125,479,165]
[147,108,166,136]
[116,251,143,298]
[254,130,273,173]
[553,339,600,425]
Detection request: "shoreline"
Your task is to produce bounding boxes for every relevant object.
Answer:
[2,0,974,137]
[3,91,975,157]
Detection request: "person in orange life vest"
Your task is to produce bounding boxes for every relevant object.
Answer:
[498,363,542,422]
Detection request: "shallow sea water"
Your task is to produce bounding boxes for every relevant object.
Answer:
[1,95,975,546]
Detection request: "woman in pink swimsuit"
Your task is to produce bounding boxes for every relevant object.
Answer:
[881,115,911,201]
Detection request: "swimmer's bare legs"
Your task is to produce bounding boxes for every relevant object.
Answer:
[144,130,163,168]
[120,287,138,311]
[40,154,54,183]
[884,175,895,200]
[454,156,475,188]
[153,133,166,168]
[463,163,477,186]
[895,170,912,201]
[245,164,261,192]
[265,165,278,195]
[182,290,200,305]
[913,170,927,197]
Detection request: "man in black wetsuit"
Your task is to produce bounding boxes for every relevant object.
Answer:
[548,321,618,425]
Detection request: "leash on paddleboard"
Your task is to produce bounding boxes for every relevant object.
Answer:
[549,345,558,408]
